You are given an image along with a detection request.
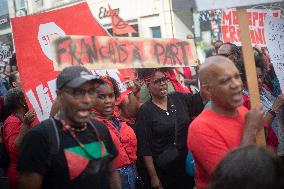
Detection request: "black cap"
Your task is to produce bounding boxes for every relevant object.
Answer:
[56,66,99,90]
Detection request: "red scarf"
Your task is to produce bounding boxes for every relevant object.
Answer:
[164,70,191,93]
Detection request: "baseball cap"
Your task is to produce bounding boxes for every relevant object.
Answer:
[56,66,99,90]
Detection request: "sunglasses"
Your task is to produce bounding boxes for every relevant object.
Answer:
[219,53,230,57]
[63,87,96,99]
[152,76,169,85]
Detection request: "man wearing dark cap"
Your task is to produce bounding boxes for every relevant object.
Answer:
[17,66,121,189]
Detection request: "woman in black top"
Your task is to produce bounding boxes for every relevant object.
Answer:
[134,68,204,189]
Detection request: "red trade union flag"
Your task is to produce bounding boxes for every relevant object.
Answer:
[108,5,137,35]
[11,2,136,123]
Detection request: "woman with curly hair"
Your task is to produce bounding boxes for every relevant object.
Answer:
[2,88,35,189]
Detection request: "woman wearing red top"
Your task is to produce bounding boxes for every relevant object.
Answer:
[91,76,138,189]
[2,88,35,189]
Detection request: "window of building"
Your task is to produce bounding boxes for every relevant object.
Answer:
[151,26,161,38]
[107,28,128,37]
[0,0,9,15]
[130,24,139,37]
[15,0,25,10]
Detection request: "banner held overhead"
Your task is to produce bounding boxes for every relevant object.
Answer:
[50,35,197,71]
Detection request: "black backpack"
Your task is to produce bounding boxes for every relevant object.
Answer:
[0,124,9,174]
[46,118,61,167]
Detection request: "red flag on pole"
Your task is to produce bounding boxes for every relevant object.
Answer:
[108,4,137,35]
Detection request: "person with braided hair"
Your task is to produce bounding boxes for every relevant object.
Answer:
[90,76,138,189]
[217,42,241,64]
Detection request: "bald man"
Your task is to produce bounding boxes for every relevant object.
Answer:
[187,56,264,189]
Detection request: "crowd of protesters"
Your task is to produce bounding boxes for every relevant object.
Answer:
[0,40,283,189]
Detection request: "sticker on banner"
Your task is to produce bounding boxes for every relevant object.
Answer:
[38,22,66,60]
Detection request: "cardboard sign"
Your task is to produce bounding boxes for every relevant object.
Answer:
[50,35,197,70]
[222,9,281,46]
[11,3,134,122]
[265,17,284,92]
[194,0,283,11]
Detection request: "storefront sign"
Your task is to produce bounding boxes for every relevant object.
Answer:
[98,6,119,19]
[0,14,10,29]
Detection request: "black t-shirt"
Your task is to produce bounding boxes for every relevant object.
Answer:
[17,119,118,189]
[134,92,204,158]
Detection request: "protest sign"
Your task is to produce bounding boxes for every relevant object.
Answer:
[265,17,284,92]
[194,0,283,11]
[11,3,134,122]
[236,8,266,145]
[50,35,197,71]
[222,9,281,46]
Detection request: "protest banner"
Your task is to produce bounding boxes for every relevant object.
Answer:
[11,3,134,122]
[265,17,284,92]
[194,0,283,11]
[50,35,197,70]
[221,9,281,46]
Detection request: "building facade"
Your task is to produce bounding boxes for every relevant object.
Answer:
[7,0,194,39]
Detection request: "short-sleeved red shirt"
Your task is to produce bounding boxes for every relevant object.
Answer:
[3,115,22,189]
[187,106,248,189]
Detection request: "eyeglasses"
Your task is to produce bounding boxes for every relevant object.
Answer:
[219,53,230,57]
[152,76,169,85]
[63,87,96,99]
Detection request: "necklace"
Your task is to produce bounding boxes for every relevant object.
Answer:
[60,119,105,158]
[70,125,87,132]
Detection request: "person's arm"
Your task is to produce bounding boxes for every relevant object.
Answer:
[134,106,161,188]
[108,161,121,189]
[143,156,162,189]
[19,172,43,189]
[121,79,141,117]
[14,110,35,147]
[50,97,60,117]
[264,94,284,126]
[241,105,265,146]
[183,92,204,117]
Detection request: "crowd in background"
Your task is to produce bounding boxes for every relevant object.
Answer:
[0,40,283,189]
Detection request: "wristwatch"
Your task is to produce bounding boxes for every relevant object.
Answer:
[268,109,277,117]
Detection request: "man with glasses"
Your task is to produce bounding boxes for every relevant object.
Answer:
[17,66,121,189]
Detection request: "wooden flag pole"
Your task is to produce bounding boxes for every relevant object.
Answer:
[236,7,266,145]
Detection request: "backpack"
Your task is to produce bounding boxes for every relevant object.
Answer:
[46,118,61,167]
[0,124,9,174]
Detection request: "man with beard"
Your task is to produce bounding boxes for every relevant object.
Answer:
[187,56,265,189]
[17,66,121,189]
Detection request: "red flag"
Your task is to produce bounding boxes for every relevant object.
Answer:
[108,5,137,35]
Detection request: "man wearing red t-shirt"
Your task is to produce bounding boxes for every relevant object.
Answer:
[187,56,265,189]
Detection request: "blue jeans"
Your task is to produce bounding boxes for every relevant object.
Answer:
[118,164,136,189]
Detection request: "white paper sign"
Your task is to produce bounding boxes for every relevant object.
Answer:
[195,0,283,11]
[264,17,284,92]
